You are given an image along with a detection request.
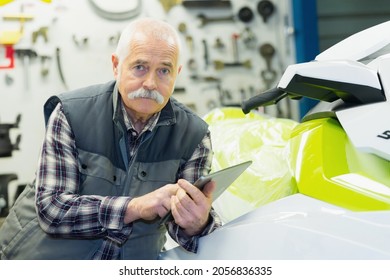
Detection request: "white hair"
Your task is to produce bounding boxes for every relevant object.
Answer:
[115,17,182,65]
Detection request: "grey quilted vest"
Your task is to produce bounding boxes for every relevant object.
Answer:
[0,81,208,259]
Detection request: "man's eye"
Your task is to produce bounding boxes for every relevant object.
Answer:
[132,65,148,76]
[159,68,170,75]
[134,65,146,71]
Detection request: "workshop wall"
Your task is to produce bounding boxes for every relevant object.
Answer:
[0,0,297,205]
[317,0,390,52]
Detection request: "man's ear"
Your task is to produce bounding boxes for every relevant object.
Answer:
[112,54,119,78]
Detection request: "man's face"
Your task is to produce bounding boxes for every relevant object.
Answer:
[112,33,181,120]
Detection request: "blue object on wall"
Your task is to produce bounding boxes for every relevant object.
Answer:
[292,0,320,119]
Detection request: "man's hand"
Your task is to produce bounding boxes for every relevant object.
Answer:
[171,179,216,236]
[124,184,179,224]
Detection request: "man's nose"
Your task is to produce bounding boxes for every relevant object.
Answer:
[142,71,157,90]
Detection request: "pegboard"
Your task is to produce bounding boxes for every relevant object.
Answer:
[0,0,298,187]
[166,0,298,118]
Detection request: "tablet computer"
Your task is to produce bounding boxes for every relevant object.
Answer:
[159,160,252,225]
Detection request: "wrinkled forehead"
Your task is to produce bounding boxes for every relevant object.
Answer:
[132,28,177,47]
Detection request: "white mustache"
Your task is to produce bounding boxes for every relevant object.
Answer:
[127,88,164,104]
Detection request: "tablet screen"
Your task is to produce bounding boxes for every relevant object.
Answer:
[159,160,252,225]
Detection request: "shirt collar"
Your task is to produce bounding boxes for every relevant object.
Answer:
[120,100,160,134]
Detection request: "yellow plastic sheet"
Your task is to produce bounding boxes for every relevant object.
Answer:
[203,107,298,221]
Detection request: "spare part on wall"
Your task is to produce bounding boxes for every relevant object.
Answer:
[0,114,21,158]
[88,0,142,21]
[257,0,275,23]
[237,6,254,23]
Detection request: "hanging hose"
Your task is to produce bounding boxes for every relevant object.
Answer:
[55,47,68,90]
[88,0,142,21]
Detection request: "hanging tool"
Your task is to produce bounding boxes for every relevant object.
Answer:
[0,114,21,157]
[0,23,19,70]
[237,6,254,23]
[5,74,14,85]
[257,0,275,23]
[72,34,89,48]
[0,29,22,46]
[2,14,34,21]
[259,43,277,89]
[259,42,282,116]
[241,27,257,49]
[185,32,196,71]
[213,33,252,70]
[213,60,251,70]
[232,33,240,62]
[2,13,34,35]
[213,37,226,50]
[56,47,68,90]
[182,0,231,8]
[197,14,235,27]
[178,22,187,34]
[0,45,15,69]
[40,55,51,77]
[177,22,196,71]
[0,15,24,70]
[108,32,120,45]
[202,39,209,70]
[2,4,35,52]
[15,49,37,90]
[32,26,49,44]
[159,0,182,13]
[190,75,221,83]
[0,9,29,71]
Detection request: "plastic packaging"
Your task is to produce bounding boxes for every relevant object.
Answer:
[203,107,298,222]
